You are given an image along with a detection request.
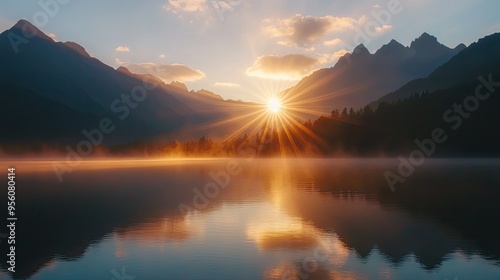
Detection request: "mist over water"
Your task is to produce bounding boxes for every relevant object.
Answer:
[1,158,499,280]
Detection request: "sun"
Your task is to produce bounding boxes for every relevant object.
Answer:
[267,98,282,113]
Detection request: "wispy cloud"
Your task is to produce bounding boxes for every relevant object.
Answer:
[164,0,206,13]
[318,50,350,64]
[126,62,206,82]
[115,58,127,65]
[214,82,240,88]
[262,14,357,48]
[246,54,320,80]
[115,46,130,52]
[375,25,393,34]
[264,13,395,49]
[323,38,343,47]
[159,54,166,59]
[356,15,393,35]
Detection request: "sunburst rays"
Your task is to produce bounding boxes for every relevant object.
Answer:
[189,80,331,157]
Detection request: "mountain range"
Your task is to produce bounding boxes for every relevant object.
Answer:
[281,33,466,113]
[1,19,499,148]
[373,32,500,106]
[0,20,256,146]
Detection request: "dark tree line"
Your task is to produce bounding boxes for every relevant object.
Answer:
[2,76,499,157]
[310,77,500,156]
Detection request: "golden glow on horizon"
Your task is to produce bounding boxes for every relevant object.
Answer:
[189,80,328,157]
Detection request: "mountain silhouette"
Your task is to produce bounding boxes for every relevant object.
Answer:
[0,20,196,144]
[373,32,500,106]
[0,20,255,147]
[281,33,465,113]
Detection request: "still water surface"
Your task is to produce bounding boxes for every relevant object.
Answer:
[0,158,499,280]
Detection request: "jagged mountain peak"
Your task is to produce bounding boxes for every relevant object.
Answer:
[352,44,370,56]
[283,32,467,112]
[417,32,437,41]
[387,39,404,47]
[10,19,53,42]
[12,19,35,30]
[376,39,406,55]
[454,43,467,52]
[410,32,441,50]
[117,66,133,75]
[373,32,500,107]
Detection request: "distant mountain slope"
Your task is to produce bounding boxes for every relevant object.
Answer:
[373,32,500,106]
[116,67,261,139]
[282,33,465,113]
[0,82,103,144]
[311,77,500,156]
[0,20,197,143]
[0,20,256,146]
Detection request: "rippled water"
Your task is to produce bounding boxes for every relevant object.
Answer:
[0,158,499,280]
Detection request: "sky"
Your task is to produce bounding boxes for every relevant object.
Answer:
[1,0,499,102]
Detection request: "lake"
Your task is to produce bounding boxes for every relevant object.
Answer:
[0,158,499,280]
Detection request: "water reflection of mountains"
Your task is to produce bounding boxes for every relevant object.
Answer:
[309,159,500,266]
[0,159,498,279]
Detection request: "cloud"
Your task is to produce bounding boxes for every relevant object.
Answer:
[262,14,357,48]
[159,54,166,59]
[246,54,320,80]
[115,46,130,52]
[357,15,370,26]
[318,50,350,64]
[164,0,206,13]
[357,16,393,34]
[375,25,393,34]
[115,58,127,65]
[332,49,350,60]
[214,82,240,88]
[323,38,343,47]
[126,63,206,82]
